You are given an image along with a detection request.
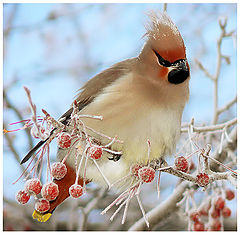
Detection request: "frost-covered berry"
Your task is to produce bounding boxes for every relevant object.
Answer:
[88,145,103,160]
[130,163,143,177]
[225,189,235,201]
[190,211,200,222]
[138,166,155,183]
[222,207,231,217]
[215,197,225,210]
[193,221,205,231]
[35,198,50,213]
[51,162,67,180]
[24,178,42,195]
[196,173,209,187]
[69,184,83,198]
[16,190,30,204]
[211,208,220,218]
[174,156,189,172]
[57,132,72,149]
[210,220,222,231]
[41,182,59,201]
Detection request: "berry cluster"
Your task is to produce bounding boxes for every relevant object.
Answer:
[190,189,235,231]
[16,178,58,213]
[15,161,86,214]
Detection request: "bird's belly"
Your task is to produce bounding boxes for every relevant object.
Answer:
[61,108,181,188]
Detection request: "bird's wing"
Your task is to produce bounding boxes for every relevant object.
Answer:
[21,59,134,164]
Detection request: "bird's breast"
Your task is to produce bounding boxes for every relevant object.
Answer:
[58,73,187,188]
[78,72,183,164]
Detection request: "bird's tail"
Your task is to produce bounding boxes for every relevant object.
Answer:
[32,163,88,222]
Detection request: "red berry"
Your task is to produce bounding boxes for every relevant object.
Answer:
[196,173,209,187]
[130,163,143,177]
[215,197,225,210]
[88,145,103,160]
[211,208,220,218]
[16,190,30,204]
[174,156,189,172]
[35,198,50,213]
[41,182,59,201]
[51,162,67,180]
[193,221,205,231]
[69,184,83,198]
[210,220,221,231]
[138,166,155,183]
[222,207,231,217]
[24,178,42,195]
[57,132,72,149]
[225,189,235,201]
[190,211,199,222]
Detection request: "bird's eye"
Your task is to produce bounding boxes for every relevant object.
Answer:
[153,50,171,67]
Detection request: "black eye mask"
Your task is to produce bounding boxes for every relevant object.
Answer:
[153,50,189,84]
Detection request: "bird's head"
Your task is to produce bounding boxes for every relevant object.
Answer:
[138,11,190,86]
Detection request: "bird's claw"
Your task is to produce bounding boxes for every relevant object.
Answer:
[108,154,122,162]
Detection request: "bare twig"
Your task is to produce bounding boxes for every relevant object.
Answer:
[181,117,237,133]
[217,96,237,115]
[129,181,189,231]
[3,90,34,149]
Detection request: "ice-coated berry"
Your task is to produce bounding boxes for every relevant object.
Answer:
[193,221,205,231]
[196,173,209,187]
[41,182,59,201]
[24,178,42,195]
[211,208,220,218]
[138,166,155,183]
[51,162,67,180]
[69,184,83,198]
[88,145,103,160]
[190,211,200,222]
[57,132,72,149]
[130,163,143,177]
[222,207,231,217]
[35,198,50,213]
[16,190,30,204]
[215,197,225,210]
[210,220,221,231]
[174,156,189,172]
[225,189,235,201]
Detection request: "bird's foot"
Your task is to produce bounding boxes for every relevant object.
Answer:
[108,153,122,162]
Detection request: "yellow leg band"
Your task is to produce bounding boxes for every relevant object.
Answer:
[32,210,52,222]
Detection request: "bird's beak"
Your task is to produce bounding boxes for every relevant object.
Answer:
[168,59,190,84]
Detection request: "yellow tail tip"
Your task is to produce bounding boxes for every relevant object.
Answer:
[32,210,52,222]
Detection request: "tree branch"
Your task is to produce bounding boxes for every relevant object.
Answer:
[129,181,189,231]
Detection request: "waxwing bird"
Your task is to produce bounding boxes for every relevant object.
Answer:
[22,11,190,221]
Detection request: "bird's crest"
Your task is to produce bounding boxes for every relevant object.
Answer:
[144,11,186,62]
